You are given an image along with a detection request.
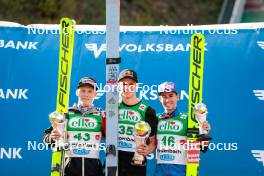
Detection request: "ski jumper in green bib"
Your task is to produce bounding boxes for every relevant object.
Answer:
[118,101,149,152]
[66,109,103,159]
[157,109,188,165]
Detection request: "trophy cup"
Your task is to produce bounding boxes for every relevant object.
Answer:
[49,111,67,149]
[194,103,212,141]
[131,121,151,166]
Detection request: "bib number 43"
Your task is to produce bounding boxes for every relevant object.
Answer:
[73,133,90,141]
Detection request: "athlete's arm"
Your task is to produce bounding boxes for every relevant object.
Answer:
[200,121,212,152]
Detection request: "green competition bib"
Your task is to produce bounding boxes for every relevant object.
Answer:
[118,102,148,152]
[66,111,103,159]
[157,113,188,165]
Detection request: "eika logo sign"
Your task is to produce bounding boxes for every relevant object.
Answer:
[158,120,183,132]
[69,117,97,129]
[119,109,141,123]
